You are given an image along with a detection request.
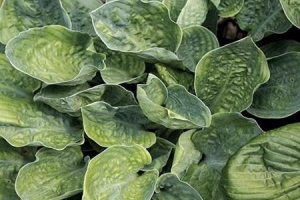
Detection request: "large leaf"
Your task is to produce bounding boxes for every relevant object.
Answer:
[177,25,219,72]
[0,0,70,44]
[34,84,137,117]
[184,113,263,199]
[90,0,182,64]
[177,0,208,28]
[0,139,36,199]
[248,52,300,118]
[194,36,270,114]
[93,38,146,84]
[137,74,211,129]
[236,0,292,41]
[83,145,158,200]
[162,0,187,21]
[220,123,300,199]
[153,173,203,200]
[60,0,102,36]
[6,25,105,85]
[280,0,300,29]
[171,129,201,179]
[82,101,156,148]
[16,146,88,200]
[260,40,300,58]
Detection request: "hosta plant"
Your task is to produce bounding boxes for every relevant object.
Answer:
[1,0,300,199]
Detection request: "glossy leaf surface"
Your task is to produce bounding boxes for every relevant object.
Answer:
[16,146,88,200]
[83,145,158,200]
[248,52,300,118]
[82,101,156,148]
[220,123,300,199]
[6,25,105,85]
[194,37,270,114]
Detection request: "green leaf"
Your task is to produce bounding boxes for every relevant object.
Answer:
[248,52,300,118]
[260,40,300,58]
[153,173,203,200]
[171,129,201,179]
[137,74,211,129]
[83,145,158,200]
[93,38,146,84]
[217,0,244,17]
[236,0,292,41]
[202,1,219,34]
[34,84,137,117]
[90,0,182,64]
[60,0,102,36]
[220,123,300,199]
[0,139,36,199]
[280,0,300,29]
[0,0,70,44]
[0,42,4,53]
[194,36,270,114]
[185,113,263,199]
[143,137,175,172]
[162,0,187,21]
[82,101,156,148]
[6,25,105,85]
[177,25,219,72]
[16,146,88,200]
[177,0,208,28]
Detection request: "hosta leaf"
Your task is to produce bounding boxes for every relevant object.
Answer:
[0,0,70,44]
[83,145,158,200]
[93,38,146,84]
[90,0,182,64]
[280,0,300,29]
[153,173,203,200]
[0,139,36,199]
[177,25,219,72]
[185,113,263,199]
[82,101,156,148]
[202,1,219,34]
[34,84,137,117]
[217,0,244,17]
[194,36,270,114]
[177,0,208,28]
[236,0,292,41]
[155,63,194,93]
[6,25,105,85]
[260,40,300,58]
[171,129,201,178]
[60,0,102,36]
[220,123,300,199]
[137,74,211,129]
[0,43,4,53]
[162,0,187,21]
[248,52,300,118]
[16,146,88,200]
[143,137,175,172]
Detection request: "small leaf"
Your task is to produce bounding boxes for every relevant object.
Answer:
[260,40,300,58]
[0,0,70,44]
[153,173,203,200]
[185,113,263,199]
[16,146,88,200]
[220,123,300,199]
[171,129,202,178]
[236,0,292,41]
[280,0,300,29]
[83,145,158,200]
[248,52,300,118]
[60,0,103,36]
[138,74,211,129]
[194,36,270,114]
[6,25,105,85]
[177,25,219,72]
[0,139,36,199]
[34,84,137,117]
[217,0,244,17]
[177,0,208,28]
[82,101,156,148]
